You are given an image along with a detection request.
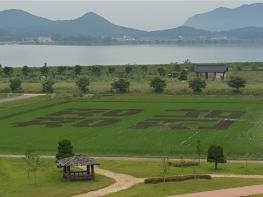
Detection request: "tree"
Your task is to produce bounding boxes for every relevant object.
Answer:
[9,78,22,92]
[174,64,181,72]
[74,65,82,75]
[56,139,74,160]
[207,145,226,169]
[40,65,48,76]
[108,67,115,75]
[76,77,90,93]
[150,77,166,93]
[57,66,67,75]
[125,66,133,75]
[42,78,55,93]
[3,66,13,77]
[141,65,148,75]
[227,77,247,92]
[161,157,169,183]
[24,147,40,184]
[196,140,202,164]
[157,67,166,76]
[178,69,188,81]
[189,78,206,93]
[91,65,101,76]
[111,79,130,93]
[22,65,30,76]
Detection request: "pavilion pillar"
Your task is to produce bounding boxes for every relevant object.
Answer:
[214,72,216,80]
[196,72,199,78]
[205,72,208,80]
[87,165,90,175]
[91,165,95,179]
[222,72,225,80]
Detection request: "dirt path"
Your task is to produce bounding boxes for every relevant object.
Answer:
[72,166,144,197]
[0,93,46,104]
[169,184,263,197]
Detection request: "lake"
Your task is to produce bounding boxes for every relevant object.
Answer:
[1,44,263,67]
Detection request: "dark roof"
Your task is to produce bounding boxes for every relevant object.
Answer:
[58,155,97,166]
[195,64,228,73]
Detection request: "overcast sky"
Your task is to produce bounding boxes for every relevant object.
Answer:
[0,1,262,30]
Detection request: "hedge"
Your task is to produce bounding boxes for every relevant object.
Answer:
[144,175,211,184]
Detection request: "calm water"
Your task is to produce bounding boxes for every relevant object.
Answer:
[1,44,263,67]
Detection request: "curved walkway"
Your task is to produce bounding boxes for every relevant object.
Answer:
[72,166,144,197]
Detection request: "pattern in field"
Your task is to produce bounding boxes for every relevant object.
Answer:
[135,109,245,130]
[13,108,245,130]
[13,108,143,128]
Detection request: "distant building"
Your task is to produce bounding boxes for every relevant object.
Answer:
[37,37,53,43]
[194,64,229,80]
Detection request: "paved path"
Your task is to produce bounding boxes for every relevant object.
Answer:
[169,184,263,197]
[72,166,144,197]
[1,154,263,164]
[0,93,46,104]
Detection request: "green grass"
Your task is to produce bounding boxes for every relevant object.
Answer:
[98,160,263,178]
[105,178,263,197]
[0,158,114,197]
[0,95,263,158]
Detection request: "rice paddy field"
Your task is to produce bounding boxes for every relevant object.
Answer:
[1,94,263,159]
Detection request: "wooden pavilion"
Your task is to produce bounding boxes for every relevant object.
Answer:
[194,64,229,80]
[58,155,98,181]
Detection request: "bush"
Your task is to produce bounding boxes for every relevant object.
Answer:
[76,77,90,93]
[168,160,199,167]
[42,78,55,93]
[56,139,74,160]
[178,69,188,80]
[227,77,247,92]
[144,175,211,184]
[111,79,130,93]
[9,78,22,93]
[150,77,166,93]
[189,78,206,93]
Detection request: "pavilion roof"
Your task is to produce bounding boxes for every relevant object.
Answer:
[195,64,228,73]
[58,155,97,166]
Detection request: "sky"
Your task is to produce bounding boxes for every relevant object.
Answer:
[0,1,262,30]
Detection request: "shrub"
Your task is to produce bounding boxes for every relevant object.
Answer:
[168,160,199,167]
[227,77,247,92]
[178,69,188,80]
[144,175,211,184]
[189,78,206,93]
[111,78,130,93]
[150,77,166,93]
[56,139,74,160]
[9,78,22,93]
[42,78,55,93]
[76,77,90,93]
[73,65,82,75]
[157,67,166,76]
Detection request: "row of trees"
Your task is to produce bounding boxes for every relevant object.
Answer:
[7,75,247,94]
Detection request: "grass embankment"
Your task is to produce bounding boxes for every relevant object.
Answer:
[100,160,263,197]
[99,160,263,178]
[0,158,114,197]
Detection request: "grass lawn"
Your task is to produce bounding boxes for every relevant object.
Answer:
[0,95,263,158]
[0,158,114,197]
[104,178,263,197]
[99,160,263,178]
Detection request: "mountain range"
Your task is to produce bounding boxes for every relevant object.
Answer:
[1,3,263,43]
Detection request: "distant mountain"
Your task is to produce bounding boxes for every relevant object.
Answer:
[184,3,263,31]
[0,7,263,43]
[0,9,145,40]
[140,26,211,41]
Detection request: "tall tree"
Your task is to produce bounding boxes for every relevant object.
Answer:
[3,66,13,77]
[74,65,82,75]
[42,78,55,93]
[157,67,166,76]
[207,145,226,169]
[40,64,48,76]
[24,147,40,184]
